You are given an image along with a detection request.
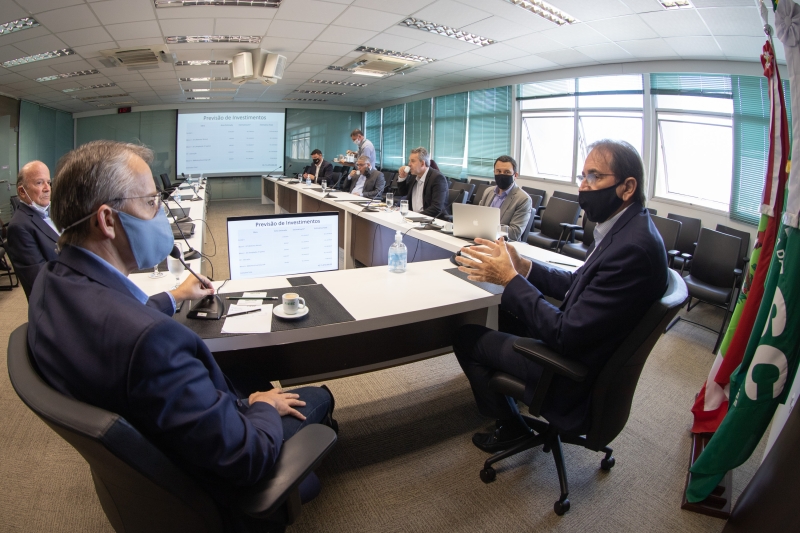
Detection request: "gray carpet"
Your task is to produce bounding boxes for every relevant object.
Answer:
[0,199,767,532]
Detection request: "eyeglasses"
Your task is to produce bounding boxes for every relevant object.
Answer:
[576,172,616,187]
[109,193,163,213]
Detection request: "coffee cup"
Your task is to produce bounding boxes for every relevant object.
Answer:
[444,222,454,232]
[282,293,306,315]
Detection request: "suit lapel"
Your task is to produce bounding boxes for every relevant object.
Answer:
[20,203,59,243]
[57,245,139,299]
[580,205,643,272]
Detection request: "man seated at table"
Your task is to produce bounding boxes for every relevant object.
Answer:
[28,140,337,523]
[477,155,532,241]
[396,147,448,218]
[302,149,333,184]
[344,156,385,199]
[454,139,667,451]
[6,160,60,298]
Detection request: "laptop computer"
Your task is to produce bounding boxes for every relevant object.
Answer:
[452,203,500,241]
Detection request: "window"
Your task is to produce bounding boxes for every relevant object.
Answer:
[434,92,468,178]
[365,109,382,167]
[467,87,512,178]
[381,104,405,170]
[520,111,574,180]
[289,128,310,160]
[404,99,432,157]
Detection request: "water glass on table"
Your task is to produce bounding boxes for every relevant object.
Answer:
[497,224,509,241]
[167,244,185,290]
[400,199,409,217]
[321,179,327,194]
[385,192,394,210]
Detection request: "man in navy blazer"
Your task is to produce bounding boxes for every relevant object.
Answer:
[395,147,448,218]
[28,140,336,523]
[6,161,60,298]
[454,140,668,451]
[302,149,333,184]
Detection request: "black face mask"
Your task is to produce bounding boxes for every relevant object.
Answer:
[494,174,514,190]
[578,182,623,223]
[312,158,321,165]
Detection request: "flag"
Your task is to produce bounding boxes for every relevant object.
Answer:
[689,38,788,435]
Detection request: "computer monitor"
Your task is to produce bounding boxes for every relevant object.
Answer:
[227,212,339,280]
[452,203,501,241]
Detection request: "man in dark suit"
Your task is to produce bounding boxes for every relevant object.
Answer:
[345,156,385,199]
[6,161,60,298]
[302,148,333,184]
[395,147,448,218]
[454,140,668,451]
[28,140,336,523]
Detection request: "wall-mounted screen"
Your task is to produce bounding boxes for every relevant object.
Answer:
[177,111,285,176]
[227,212,339,279]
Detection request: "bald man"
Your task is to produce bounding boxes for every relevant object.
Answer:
[7,161,60,298]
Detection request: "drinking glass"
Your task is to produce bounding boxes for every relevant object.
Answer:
[385,192,394,209]
[321,180,327,194]
[167,244,185,289]
[149,262,165,278]
[400,199,409,217]
[497,224,509,241]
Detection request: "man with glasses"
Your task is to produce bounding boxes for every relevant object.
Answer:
[28,140,337,524]
[477,155,532,241]
[453,140,668,452]
[345,156,385,199]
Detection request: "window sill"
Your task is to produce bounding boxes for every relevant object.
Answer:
[650,195,730,217]
[518,174,574,185]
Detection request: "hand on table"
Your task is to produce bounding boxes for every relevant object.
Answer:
[468,237,531,277]
[170,273,215,303]
[455,238,521,286]
[249,389,307,420]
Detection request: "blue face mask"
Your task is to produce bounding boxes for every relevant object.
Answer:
[116,210,175,269]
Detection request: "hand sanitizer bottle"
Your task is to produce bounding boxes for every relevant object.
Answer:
[388,230,407,273]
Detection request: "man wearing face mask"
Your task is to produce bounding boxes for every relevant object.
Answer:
[396,147,448,218]
[349,129,375,167]
[303,149,332,184]
[477,155,532,241]
[6,161,61,298]
[453,140,667,452]
[28,141,337,524]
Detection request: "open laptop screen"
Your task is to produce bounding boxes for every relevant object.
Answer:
[227,212,339,279]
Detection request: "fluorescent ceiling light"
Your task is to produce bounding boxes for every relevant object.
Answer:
[155,0,281,7]
[184,88,238,92]
[62,83,117,93]
[659,0,693,8]
[95,101,138,108]
[77,93,129,101]
[349,69,391,78]
[187,96,211,100]
[309,79,367,87]
[35,69,101,83]
[166,35,261,44]
[354,46,435,64]
[503,0,577,26]
[179,76,231,81]
[0,17,39,36]
[295,89,344,96]
[175,60,231,66]
[399,18,495,47]
[284,97,327,102]
[2,49,75,68]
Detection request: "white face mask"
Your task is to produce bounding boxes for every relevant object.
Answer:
[22,186,49,213]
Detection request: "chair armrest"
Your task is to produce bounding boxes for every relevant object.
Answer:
[512,338,588,382]
[559,222,581,245]
[679,252,692,276]
[237,425,337,520]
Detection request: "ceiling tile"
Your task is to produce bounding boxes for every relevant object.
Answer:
[443,53,495,67]
[574,42,634,62]
[115,38,165,49]
[536,48,598,67]
[717,35,772,61]
[316,25,378,45]
[266,21,327,40]
[638,9,711,38]
[363,33,425,53]
[459,15,537,42]
[105,20,162,41]
[411,0,491,29]
[693,0,753,6]
[159,19,215,37]
[455,0,556,31]
[588,15,657,41]
[617,38,679,59]
[155,6,277,20]
[0,25,50,47]
[292,53,343,66]
[471,42,530,61]
[274,0,350,24]
[12,34,68,55]
[51,58,94,73]
[13,0,83,14]
[57,27,114,48]
[34,4,101,33]
[302,41,357,56]
[213,18,272,37]
[404,42,465,60]
[618,0,663,13]
[90,0,156,25]
[0,44,27,63]
[0,1,29,21]
[283,63,324,73]
[698,7,764,37]
[551,0,633,22]
[504,33,563,55]
[539,23,610,48]
[352,0,435,15]
[332,6,407,32]
[665,36,723,58]
[259,36,313,53]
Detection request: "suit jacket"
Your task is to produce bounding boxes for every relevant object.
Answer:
[395,168,448,218]
[479,184,533,241]
[303,159,333,184]
[6,202,60,298]
[346,168,386,199]
[501,205,668,431]
[28,245,284,489]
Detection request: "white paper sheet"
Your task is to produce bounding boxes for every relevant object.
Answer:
[221,304,273,334]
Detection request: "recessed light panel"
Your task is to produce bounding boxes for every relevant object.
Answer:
[659,0,693,8]
[184,88,238,92]
[0,17,39,36]
[95,101,138,108]
[36,69,101,83]
[284,97,327,102]
[62,83,117,93]
[155,0,281,7]
[175,60,231,66]
[77,93,129,101]
[2,49,75,68]
[399,18,495,47]
[295,90,345,96]
[166,35,261,44]
[309,79,367,87]
[503,0,578,26]
[179,76,231,81]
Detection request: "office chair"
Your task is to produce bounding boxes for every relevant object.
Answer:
[665,228,742,353]
[469,178,495,186]
[471,182,493,205]
[443,189,469,221]
[478,269,687,515]
[559,218,597,260]
[527,197,581,250]
[7,324,337,533]
[10,195,20,213]
[647,207,658,216]
[715,224,751,273]
[160,173,178,193]
[553,190,579,203]
[449,182,475,205]
[651,215,682,267]
[522,187,547,207]
[518,202,540,243]
[0,230,19,290]
[667,213,702,272]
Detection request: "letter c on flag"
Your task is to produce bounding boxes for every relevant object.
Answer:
[745,346,788,401]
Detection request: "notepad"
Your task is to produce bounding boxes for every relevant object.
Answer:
[221,304,273,334]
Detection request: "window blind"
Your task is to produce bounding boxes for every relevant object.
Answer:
[404,99,431,157]
[467,86,512,178]
[730,75,792,226]
[650,73,732,99]
[19,100,73,176]
[282,109,361,174]
[365,109,382,167]
[381,104,405,170]
[433,92,468,178]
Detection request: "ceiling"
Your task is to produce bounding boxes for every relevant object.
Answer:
[0,0,783,114]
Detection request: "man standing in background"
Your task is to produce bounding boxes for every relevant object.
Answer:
[349,129,375,167]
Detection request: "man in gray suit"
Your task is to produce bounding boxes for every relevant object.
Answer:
[478,155,532,241]
[347,156,385,199]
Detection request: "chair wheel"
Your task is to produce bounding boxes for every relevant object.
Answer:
[554,498,570,515]
[600,457,616,470]
[480,467,496,483]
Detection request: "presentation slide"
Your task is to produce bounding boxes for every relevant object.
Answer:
[227,212,339,279]
[177,111,285,175]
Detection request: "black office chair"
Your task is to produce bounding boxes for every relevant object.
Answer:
[665,228,742,353]
[0,231,19,290]
[478,269,687,515]
[471,182,492,205]
[553,190,579,203]
[443,189,469,221]
[518,205,539,243]
[651,215,682,267]
[160,173,178,193]
[527,197,581,250]
[10,195,20,213]
[7,324,337,533]
[646,207,658,216]
[715,224,751,273]
[667,213,702,272]
[522,187,547,208]
[449,182,475,204]
[469,178,494,186]
[559,218,597,261]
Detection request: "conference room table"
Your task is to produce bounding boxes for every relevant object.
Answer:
[132,178,583,387]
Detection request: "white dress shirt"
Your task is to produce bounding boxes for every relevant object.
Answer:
[412,168,429,213]
[352,173,367,196]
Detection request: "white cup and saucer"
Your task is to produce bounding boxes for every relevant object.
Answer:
[273,292,309,319]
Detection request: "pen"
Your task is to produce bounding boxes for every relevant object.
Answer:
[221,308,263,318]
[547,260,578,267]
[225,296,279,300]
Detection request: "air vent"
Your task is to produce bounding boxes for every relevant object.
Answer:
[99,45,172,70]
